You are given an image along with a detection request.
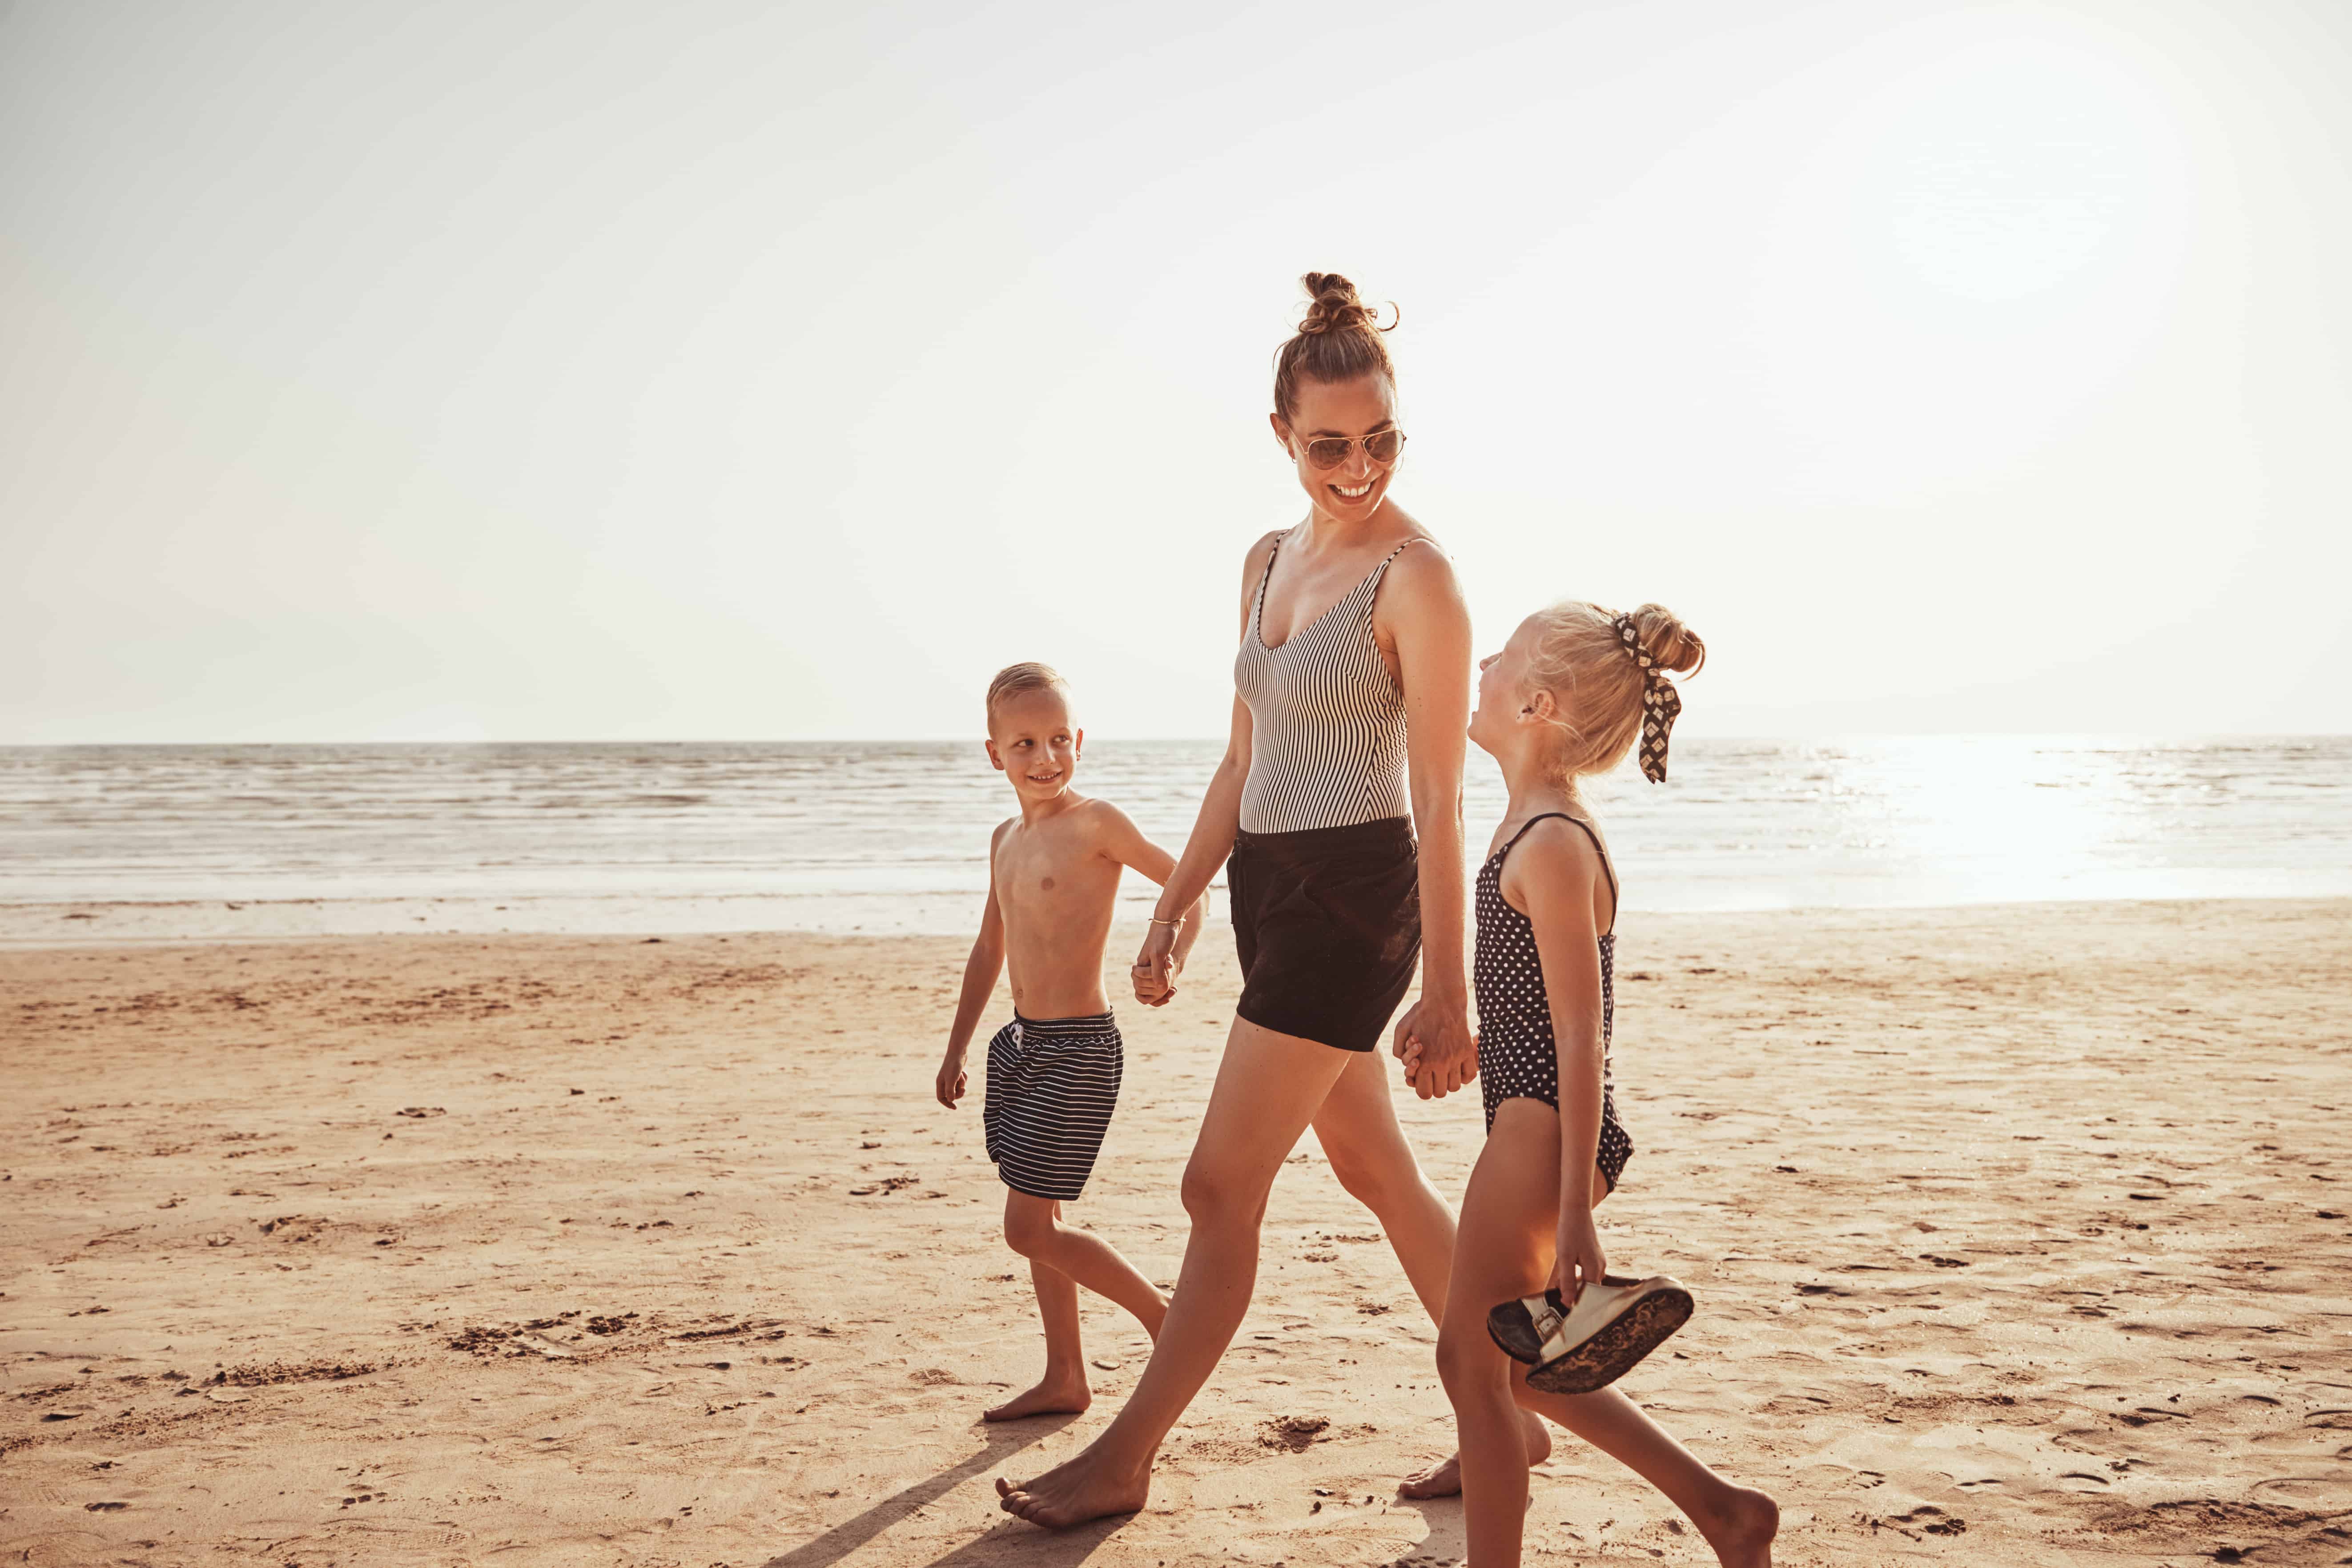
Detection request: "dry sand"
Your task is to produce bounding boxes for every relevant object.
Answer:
[3,900,2348,1567]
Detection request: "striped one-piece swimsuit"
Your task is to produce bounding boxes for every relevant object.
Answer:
[1233,529,1417,835]
[1225,529,1427,1053]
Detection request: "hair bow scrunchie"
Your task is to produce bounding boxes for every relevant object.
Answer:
[1614,614,1681,783]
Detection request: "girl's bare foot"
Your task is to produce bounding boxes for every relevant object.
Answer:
[1398,1408,1552,1498]
[1696,1485,1779,1568]
[995,1447,1151,1528]
[983,1373,1091,1423]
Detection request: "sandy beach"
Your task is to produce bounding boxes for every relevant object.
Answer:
[3,899,2348,1567]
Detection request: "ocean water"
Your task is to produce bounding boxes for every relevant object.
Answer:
[2,737,2348,940]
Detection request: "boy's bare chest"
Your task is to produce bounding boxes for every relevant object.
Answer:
[994,825,1118,925]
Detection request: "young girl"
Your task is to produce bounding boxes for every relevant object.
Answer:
[1419,601,1779,1567]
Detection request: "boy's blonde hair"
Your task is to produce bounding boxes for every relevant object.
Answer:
[1520,602,1705,781]
[985,662,1071,724]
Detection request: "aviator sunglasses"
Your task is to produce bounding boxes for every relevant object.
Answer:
[1292,426,1407,470]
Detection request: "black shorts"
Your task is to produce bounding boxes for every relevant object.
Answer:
[1229,816,1421,1053]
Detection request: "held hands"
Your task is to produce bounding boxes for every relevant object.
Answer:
[934,1051,967,1109]
[1391,994,1477,1100]
[1130,923,1182,1007]
[1551,1207,1607,1308]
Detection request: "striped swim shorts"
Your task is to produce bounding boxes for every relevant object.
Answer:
[981,1012,1123,1203]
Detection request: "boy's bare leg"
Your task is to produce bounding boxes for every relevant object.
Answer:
[1007,1195,1170,1339]
[1437,1101,1778,1567]
[988,1194,1092,1421]
[996,1023,1349,1527]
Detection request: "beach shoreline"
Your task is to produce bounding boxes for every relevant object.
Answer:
[13,879,2352,950]
[4,901,2347,1565]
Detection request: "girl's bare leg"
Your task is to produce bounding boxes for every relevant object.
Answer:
[1308,1051,1554,1492]
[1437,1101,1778,1567]
[996,1021,1348,1528]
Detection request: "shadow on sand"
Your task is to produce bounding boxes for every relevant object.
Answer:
[908,1508,1132,1568]
[760,1415,1119,1568]
[760,1425,1462,1568]
[1383,1495,1467,1566]
[907,1487,1463,1568]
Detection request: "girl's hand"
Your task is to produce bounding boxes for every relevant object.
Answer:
[1391,993,1477,1099]
[1551,1208,1607,1307]
[1132,923,1178,1005]
[935,1053,968,1109]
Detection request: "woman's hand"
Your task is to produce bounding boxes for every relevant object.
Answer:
[1551,1208,1607,1307]
[1391,992,1476,1099]
[934,1050,968,1109]
[1132,922,1179,1006]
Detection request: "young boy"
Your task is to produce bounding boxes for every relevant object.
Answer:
[935,662,1203,1421]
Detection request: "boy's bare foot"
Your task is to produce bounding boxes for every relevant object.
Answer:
[1696,1485,1779,1568]
[1397,1409,1552,1497]
[995,1448,1150,1528]
[983,1374,1091,1423]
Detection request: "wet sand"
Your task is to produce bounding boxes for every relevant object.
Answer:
[3,900,2348,1566]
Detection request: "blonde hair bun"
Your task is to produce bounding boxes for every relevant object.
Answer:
[1626,603,1706,678]
[1517,600,1705,782]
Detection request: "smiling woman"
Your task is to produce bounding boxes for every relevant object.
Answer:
[992,273,1526,1528]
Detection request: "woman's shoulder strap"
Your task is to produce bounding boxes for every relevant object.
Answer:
[1372,532,1435,575]
[1254,527,1290,591]
[1245,528,1289,625]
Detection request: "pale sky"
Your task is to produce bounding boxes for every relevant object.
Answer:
[4,0,2347,744]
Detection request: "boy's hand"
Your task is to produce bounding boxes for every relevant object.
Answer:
[935,1053,968,1108]
[1132,925,1178,1006]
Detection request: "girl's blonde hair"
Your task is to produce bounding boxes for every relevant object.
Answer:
[1520,602,1705,780]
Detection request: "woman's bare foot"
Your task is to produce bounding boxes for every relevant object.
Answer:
[995,1447,1151,1528]
[983,1372,1090,1423]
[1397,1408,1552,1497]
[1695,1485,1779,1568]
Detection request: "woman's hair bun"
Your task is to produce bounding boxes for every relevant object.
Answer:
[1628,604,1706,677]
[1297,271,1388,336]
[1273,271,1399,420]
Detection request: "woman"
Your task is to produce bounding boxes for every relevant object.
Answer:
[997,273,1544,1527]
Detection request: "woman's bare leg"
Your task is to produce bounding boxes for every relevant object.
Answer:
[1438,1100,1778,1566]
[1310,1049,1459,1316]
[1309,1051,1554,1492]
[996,1020,1348,1528]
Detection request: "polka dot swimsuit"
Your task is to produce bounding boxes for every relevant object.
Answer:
[1475,812,1635,1192]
